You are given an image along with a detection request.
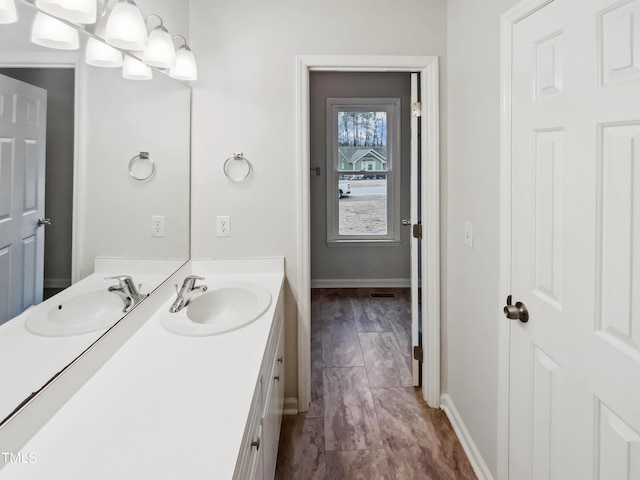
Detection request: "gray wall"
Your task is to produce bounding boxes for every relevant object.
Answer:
[310,71,412,285]
[0,68,74,288]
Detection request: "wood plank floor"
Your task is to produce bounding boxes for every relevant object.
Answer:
[275,288,477,480]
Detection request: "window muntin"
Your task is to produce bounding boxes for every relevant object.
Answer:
[326,98,401,244]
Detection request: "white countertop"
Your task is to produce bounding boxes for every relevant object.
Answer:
[0,258,185,423]
[0,258,284,479]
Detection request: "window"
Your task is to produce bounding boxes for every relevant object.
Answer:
[326,97,401,245]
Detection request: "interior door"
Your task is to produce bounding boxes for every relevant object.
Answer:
[410,72,422,386]
[508,0,640,478]
[0,74,47,324]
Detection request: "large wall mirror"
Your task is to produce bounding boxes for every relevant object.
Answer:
[0,0,190,424]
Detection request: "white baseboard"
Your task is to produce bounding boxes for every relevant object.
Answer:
[44,278,72,289]
[441,394,494,480]
[311,278,410,289]
[283,397,298,416]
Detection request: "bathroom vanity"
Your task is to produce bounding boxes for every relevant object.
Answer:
[0,259,285,480]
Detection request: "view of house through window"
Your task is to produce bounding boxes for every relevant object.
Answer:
[337,111,388,236]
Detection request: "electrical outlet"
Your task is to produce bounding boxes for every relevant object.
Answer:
[151,215,165,237]
[464,221,473,248]
[216,216,231,237]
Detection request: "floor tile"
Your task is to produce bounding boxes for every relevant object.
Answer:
[386,301,412,354]
[371,387,477,480]
[307,367,324,418]
[359,332,412,388]
[323,367,383,451]
[325,449,391,480]
[351,297,393,333]
[277,289,475,480]
[322,308,364,368]
[275,415,326,480]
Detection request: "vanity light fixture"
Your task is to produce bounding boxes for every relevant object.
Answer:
[142,14,175,69]
[104,0,147,51]
[85,37,123,67]
[170,35,197,81]
[31,11,79,50]
[35,0,96,24]
[0,0,17,24]
[122,54,152,80]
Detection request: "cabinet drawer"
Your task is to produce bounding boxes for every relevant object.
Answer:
[260,296,284,411]
[233,383,263,480]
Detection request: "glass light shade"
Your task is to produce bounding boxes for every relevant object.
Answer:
[0,0,17,24]
[105,1,147,51]
[170,47,197,81]
[31,12,79,50]
[35,0,96,24]
[122,55,152,80]
[86,37,123,67]
[143,27,175,69]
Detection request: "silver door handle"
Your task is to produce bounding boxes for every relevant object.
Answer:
[504,295,529,323]
[402,219,412,226]
[37,218,51,227]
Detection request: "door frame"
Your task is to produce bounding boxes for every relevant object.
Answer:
[295,55,441,409]
[499,1,555,479]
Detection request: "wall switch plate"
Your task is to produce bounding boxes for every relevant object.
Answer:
[216,216,231,237]
[464,221,473,248]
[151,215,165,237]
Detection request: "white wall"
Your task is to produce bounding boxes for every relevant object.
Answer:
[445,0,520,476]
[78,65,191,278]
[76,0,192,278]
[189,0,447,402]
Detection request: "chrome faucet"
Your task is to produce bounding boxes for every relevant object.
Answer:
[105,275,146,313]
[170,275,208,313]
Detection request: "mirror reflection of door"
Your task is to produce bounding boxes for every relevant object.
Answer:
[0,68,74,324]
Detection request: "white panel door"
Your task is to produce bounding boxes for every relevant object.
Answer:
[509,0,640,478]
[0,74,47,324]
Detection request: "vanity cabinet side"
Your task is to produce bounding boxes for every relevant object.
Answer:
[233,284,285,480]
[262,300,285,479]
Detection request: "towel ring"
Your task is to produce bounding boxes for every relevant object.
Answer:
[129,152,155,181]
[223,152,252,182]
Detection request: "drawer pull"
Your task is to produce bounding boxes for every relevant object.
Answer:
[274,375,280,382]
[277,356,283,364]
[251,437,261,451]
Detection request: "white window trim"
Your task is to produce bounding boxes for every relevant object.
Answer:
[325,97,401,245]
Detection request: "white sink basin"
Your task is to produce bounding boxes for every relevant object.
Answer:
[160,281,272,336]
[25,289,126,337]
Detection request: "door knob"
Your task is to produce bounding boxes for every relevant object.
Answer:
[37,218,51,227]
[504,295,529,323]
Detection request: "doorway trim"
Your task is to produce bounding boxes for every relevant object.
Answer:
[499,1,555,479]
[295,55,441,410]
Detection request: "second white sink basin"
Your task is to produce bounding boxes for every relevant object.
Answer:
[160,281,272,336]
[25,289,125,337]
